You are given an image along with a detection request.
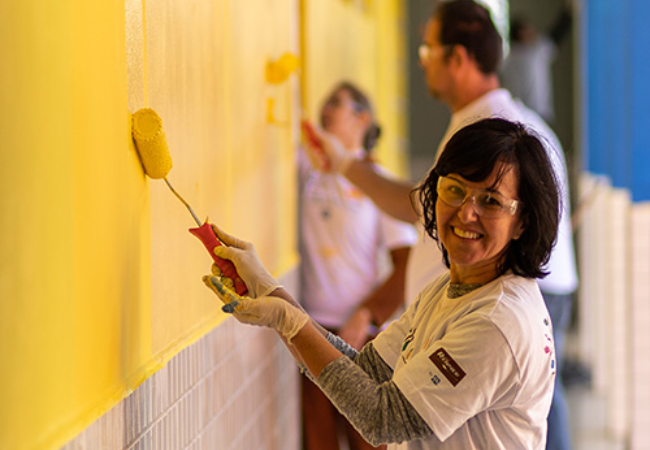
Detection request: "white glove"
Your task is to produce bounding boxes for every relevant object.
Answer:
[303,123,356,174]
[211,225,281,298]
[203,275,309,342]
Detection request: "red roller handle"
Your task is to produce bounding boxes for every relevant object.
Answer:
[301,120,330,170]
[189,222,249,296]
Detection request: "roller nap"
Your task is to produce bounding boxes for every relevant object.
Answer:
[132,108,173,179]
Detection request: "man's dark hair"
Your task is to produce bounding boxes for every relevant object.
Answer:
[415,118,561,279]
[436,0,503,74]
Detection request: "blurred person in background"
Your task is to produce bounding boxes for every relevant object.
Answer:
[298,81,417,450]
[500,2,573,124]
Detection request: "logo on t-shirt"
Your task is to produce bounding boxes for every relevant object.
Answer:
[402,329,416,352]
[400,329,417,364]
[429,347,466,387]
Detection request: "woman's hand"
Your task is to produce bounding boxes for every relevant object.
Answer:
[204,275,309,342]
[210,225,282,298]
[302,121,355,173]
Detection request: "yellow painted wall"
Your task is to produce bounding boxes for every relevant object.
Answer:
[303,0,408,176]
[1,2,148,450]
[0,1,406,449]
[129,0,300,359]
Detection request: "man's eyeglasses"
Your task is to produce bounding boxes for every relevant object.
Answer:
[419,43,452,63]
[418,43,432,63]
[436,176,520,218]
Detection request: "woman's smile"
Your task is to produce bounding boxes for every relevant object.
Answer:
[451,226,482,240]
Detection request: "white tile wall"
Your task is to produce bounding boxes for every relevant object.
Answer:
[606,189,630,439]
[630,203,650,450]
[577,173,650,448]
[60,273,301,450]
[577,175,609,392]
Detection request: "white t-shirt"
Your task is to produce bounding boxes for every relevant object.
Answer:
[405,89,578,303]
[373,273,556,449]
[299,150,418,328]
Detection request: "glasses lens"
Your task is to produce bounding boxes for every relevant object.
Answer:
[350,101,365,113]
[475,192,508,217]
[437,177,465,206]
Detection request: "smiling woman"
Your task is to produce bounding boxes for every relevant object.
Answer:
[204,117,564,449]
[418,117,560,282]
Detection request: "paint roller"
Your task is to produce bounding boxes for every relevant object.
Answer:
[131,108,248,296]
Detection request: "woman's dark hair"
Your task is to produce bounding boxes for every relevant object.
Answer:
[320,81,382,152]
[436,0,503,75]
[414,118,561,279]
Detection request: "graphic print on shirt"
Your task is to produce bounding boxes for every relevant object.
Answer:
[304,173,365,217]
[401,328,416,364]
[429,347,466,387]
[305,174,336,220]
[543,317,556,375]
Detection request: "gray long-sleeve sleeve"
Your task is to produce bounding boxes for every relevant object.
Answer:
[300,333,393,384]
[314,343,435,446]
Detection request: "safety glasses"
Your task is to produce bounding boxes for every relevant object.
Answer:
[436,176,519,217]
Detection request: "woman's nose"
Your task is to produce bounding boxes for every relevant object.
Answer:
[457,196,479,221]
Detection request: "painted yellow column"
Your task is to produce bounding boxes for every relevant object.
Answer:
[0,1,149,449]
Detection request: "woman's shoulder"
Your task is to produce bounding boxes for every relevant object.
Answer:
[475,273,540,298]
[496,274,543,301]
[455,275,545,327]
[478,275,548,335]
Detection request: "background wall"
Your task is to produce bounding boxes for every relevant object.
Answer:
[406,0,449,181]
[0,1,408,450]
[304,0,409,176]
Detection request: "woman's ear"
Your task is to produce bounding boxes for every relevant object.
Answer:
[512,217,526,240]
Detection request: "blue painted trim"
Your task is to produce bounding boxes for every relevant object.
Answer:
[583,0,650,201]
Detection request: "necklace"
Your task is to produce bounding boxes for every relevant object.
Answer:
[447,283,485,299]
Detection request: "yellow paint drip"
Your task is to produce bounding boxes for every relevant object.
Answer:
[131,108,173,179]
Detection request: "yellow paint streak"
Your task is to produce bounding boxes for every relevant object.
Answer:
[141,0,148,107]
[222,0,235,231]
